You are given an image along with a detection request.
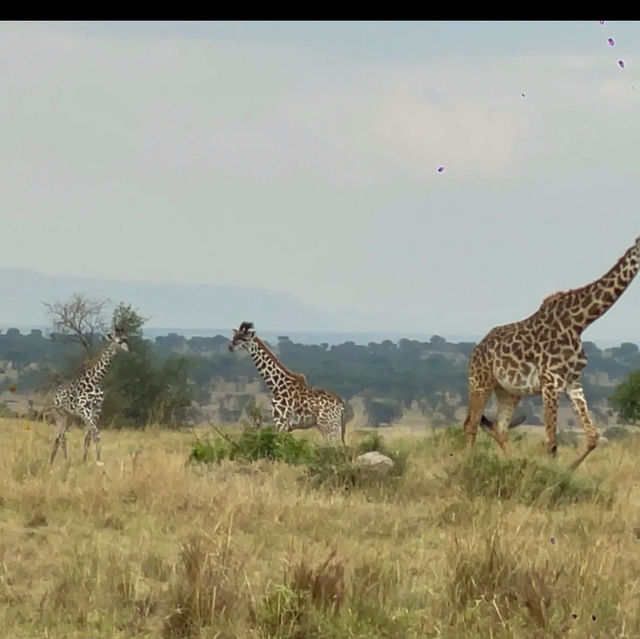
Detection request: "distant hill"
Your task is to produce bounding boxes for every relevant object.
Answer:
[0,267,354,332]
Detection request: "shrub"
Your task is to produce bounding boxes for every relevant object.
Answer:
[189,427,314,466]
[190,429,408,494]
[189,438,230,464]
[447,449,612,508]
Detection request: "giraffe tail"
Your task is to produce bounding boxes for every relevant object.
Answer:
[480,414,526,431]
[340,404,348,445]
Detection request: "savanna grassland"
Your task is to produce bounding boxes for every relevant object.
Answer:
[2,418,640,638]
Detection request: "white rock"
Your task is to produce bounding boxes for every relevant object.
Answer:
[355,451,394,473]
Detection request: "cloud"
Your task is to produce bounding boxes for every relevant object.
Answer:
[1,23,640,340]
[3,23,639,192]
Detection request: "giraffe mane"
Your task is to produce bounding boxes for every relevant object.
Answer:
[254,336,307,384]
[541,290,566,306]
[540,241,639,311]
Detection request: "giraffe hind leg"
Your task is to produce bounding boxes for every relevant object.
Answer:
[541,381,560,458]
[487,388,521,456]
[463,388,492,449]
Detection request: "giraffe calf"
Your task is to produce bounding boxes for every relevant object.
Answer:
[229,321,347,444]
[50,328,130,464]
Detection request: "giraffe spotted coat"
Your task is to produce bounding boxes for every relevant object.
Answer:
[464,235,640,470]
[50,330,129,464]
[229,322,347,444]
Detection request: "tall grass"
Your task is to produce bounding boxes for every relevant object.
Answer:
[0,418,638,638]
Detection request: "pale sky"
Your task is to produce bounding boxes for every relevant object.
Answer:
[3,21,640,341]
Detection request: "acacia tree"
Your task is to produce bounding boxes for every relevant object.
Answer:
[112,302,147,337]
[102,304,193,428]
[43,293,110,356]
[610,370,640,424]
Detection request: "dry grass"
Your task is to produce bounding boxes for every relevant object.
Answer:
[1,418,640,638]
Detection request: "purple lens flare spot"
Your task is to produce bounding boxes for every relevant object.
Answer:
[619,59,625,69]
[550,537,556,545]
[437,166,445,173]
[608,38,615,47]
[598,20,605,25]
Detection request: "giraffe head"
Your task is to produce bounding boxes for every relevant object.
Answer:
[228,321,256,352]
[105,326,130,352]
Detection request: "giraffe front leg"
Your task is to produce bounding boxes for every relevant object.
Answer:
[541,381,559,458]
[566,382,599,471]
[50,411,69,464]
[271,403,288,432]
[317,407,344,444]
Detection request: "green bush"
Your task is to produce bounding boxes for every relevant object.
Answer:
[303,438,407,492]
[610,369,640,423]
[447,449,612,508]
[189,428,408,493]
[189,427,314,466]
[189,438,230,464]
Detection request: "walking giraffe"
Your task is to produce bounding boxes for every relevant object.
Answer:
[464,235,640,470]
[50,327,130,464]
[228,321,347,443]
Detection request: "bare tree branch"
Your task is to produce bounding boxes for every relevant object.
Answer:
[43,293,110,355]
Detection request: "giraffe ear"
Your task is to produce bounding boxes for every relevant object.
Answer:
[105,332,114,341]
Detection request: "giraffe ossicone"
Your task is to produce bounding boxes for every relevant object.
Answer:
[464,234,640,470]
[50,326,130,464]
[228,321,347,443]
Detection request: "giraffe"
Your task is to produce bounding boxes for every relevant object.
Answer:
[49,327,130,464]
[464,235,640,470]
[228,321,347,444]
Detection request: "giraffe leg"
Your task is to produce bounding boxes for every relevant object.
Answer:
[316,412,340,443]
[463,387,492,449]
[82,425,102,463]
[541,381,560,458]
[271,404,288,432]
[50,411,69,464]
[566,382,599,471]
[83,428,92,462]
[61,430,68,461]
[489,387,521,456]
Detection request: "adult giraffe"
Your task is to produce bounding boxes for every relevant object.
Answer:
[228,322,346,444]
[464,235,640,470]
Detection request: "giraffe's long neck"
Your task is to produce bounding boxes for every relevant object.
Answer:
[247,337,300,393]
[82,342,119,384]
[548,239,640,333]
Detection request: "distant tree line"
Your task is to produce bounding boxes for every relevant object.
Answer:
[2,294,640,428]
